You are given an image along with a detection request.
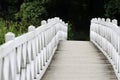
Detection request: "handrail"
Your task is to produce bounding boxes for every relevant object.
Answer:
[90,18,120,80]
[0,17,68,80]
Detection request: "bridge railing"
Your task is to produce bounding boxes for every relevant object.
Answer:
[90,18,120,80]
[0,17,67,80]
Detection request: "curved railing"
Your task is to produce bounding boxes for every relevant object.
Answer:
[90,18,120,80]
[0,17,67,80]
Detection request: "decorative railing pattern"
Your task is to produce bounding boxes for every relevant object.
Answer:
[90,18,120,80]
[0,17,67,80]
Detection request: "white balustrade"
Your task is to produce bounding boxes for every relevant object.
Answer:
[0,17,68,80]
[90,18,120,80]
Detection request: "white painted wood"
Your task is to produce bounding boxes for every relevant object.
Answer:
[0,59,3,80]
[5,32,15,42]
[30,60,34,80]
[37,54,41,74]
[9,50,16,80]
[36,37,39,56]
[3,55,10,80]
[4,32,16,80]
[41,50,44,70]
[16,46,22,73]
[21,69,26,80]
[16,74,20,80]
[34,56,37,79]
[27,40,32,64]
[28,25,35,32]
[0,17,68,80]
[41,20,46,25]
[22,43,27,68]
[90,18,120,80]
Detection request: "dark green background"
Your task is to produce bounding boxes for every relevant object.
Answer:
[0,0,119,41]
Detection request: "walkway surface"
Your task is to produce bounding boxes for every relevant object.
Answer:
[41,41,117,80]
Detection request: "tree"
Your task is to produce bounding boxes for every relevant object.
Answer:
[0,0,23,20]
[104,0,120,21]
[15,1,47,27]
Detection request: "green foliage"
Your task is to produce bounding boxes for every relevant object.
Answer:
[15,1,47,27]
[0,18,26,44]
[68,22,74,40]
[104,0,120,19]
[1,0,114,43]
[8,22,27,36]
[0,0,22,20]
[0,19,7,44]
[0,0,48,45]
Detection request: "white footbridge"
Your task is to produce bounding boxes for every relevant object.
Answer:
[0,17,119,80]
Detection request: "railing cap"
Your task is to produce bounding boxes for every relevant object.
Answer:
[98,18,101,21]
[106,18,111,22]
[41,20,47,25]
[5,32,15,42]
[28,25,35,32]
[112,19,118,25]
[66,23,68,26]
[101,18,105,22]
[47,19,51,23]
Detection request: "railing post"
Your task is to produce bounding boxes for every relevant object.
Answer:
[106,18,111,22]
[47,19,51,23]
[28,25,35,32]
[5,32,16,80]
[28,25,37,79]
[41,20,48,64]
[112,19,118,25]
[5,32,15,42]
[41,20,47,25]
[101,18,105,22]
[98,18,101,22]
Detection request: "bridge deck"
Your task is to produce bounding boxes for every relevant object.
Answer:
[41,41,117,80]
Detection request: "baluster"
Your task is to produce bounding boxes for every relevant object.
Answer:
[118,37,120,73]
[21,43,27,80]
[0,58,3,80]
[39,33,44,70]
[10,50,17,80]
[38,34,43,70]
[55,25,58,46]
[49,28,52,57]
[26,40,32,80]
[28,25,36,79]
[16,46,22,80]
[38,34,43,71]
[32,33,37,79]
[27,40,32,64]
[3,52,10,80]
[5,32,16,80]
[45,30,49,61]
[42,32,46,66]
[35,37,40,75]
[20,69,26,80]
[34,34,41,75]
[26,64,30,80]
[44,31,48,62]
